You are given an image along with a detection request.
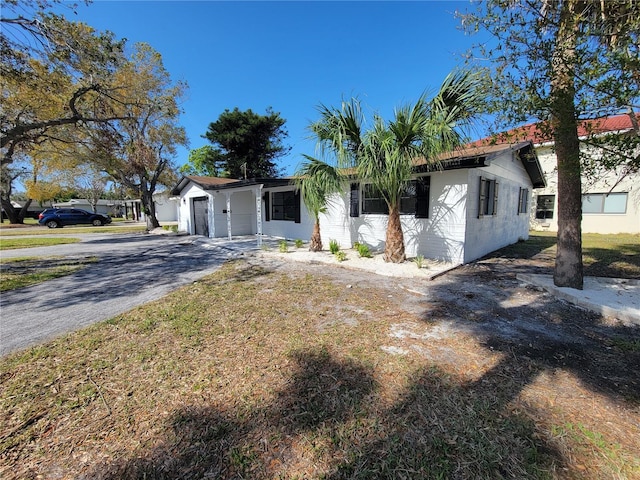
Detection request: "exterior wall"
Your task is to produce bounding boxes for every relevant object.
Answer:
[177,183,211,235]
[175,157,537,263]
[319,170,470,264]
[261,185,315,240]
[464,150,533,263]
[531,145,640,234]
[153,193,178,222]
[177,182,264,238]
[211,189,256,236]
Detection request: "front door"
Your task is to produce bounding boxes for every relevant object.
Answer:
[192,197,209,236]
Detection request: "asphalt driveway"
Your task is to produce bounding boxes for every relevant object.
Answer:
[0,233,268,356]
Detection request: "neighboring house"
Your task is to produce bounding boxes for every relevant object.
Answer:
[172,142,545,264]
[480,114,639,234]
[55,195,178,223]
[52,199,123,216]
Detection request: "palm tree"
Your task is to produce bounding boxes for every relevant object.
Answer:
[310,70,482,263]
[295,154,342,251]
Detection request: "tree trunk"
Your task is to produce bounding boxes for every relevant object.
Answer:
[384,204,406,263]
[0,196,29,224]
[309,219,323,252]
[141,191,160,230]
[551,0,584,290]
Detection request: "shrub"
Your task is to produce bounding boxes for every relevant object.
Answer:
[329,239,340,254]
[414,254,425,269]
[335,251,347,262]
[356,243,372,258]
[294,239,304,248]
[279,240,288,253]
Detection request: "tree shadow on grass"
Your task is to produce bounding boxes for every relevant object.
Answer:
[582,244,640,279]
[424,265,640,405]
[493,234,557,260]
[92,347,559,479]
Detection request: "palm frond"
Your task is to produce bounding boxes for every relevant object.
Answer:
[294,154,343,220]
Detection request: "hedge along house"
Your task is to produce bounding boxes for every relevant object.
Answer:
[172,141,545,265]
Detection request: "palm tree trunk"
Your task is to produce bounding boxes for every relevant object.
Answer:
[384,205,406,263]
[309,219,323,252]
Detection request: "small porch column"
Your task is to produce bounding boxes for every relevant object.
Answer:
[254,185,263,247]
[208,195,215,238]
[225,192,232,240]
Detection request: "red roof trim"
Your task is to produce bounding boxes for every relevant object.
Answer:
[471,113,639,147]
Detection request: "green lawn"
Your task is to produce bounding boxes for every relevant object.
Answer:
[0,237,81,250]
[0,224,147,236]
[497,232,640,278]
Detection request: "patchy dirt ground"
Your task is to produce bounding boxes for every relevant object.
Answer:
[255,252,640,404]
[2,246,639,479]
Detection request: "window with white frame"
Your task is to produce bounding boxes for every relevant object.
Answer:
[582,192,628,214]
[478,176,498,217]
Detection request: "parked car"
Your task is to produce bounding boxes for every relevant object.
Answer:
[38,208,112,228]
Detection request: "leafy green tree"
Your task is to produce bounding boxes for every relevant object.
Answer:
[204,107,289,179]
[311,71,482,263]
[179,145,223,177]
[459,0,640,289]
[295,155,343,252]
[0,0,131,166]
[0,0,143,223]
[74,166,110,213]
[84,43,188,229]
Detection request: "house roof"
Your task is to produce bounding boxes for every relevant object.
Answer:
[415,141,546,188]
[171,175,240,195]
[171,175,293,195]
[172,142,546,195]
[472,112,639,146]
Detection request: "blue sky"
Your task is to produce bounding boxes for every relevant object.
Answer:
[68,0,481,176]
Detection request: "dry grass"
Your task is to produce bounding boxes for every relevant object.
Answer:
[1,260,639,479]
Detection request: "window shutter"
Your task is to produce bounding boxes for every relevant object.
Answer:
[294,190,301,223]
[492,182,499,216]
[518,187,523,214]
[415,177,430,218]
[478,177,486,218]
[349,183,360,217]
[518,188,529,214]
[263,193,270,222]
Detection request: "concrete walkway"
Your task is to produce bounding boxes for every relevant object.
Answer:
[517,274,640,325]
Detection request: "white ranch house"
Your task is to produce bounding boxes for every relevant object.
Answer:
[172,142,545,265]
